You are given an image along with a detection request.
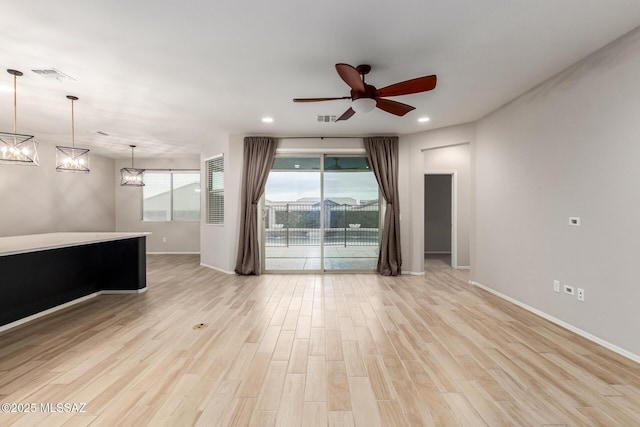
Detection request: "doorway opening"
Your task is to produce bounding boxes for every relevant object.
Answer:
[262,155,380,273]
[424,173,457,269]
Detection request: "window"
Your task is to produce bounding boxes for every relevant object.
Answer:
[206,155,224,224]
[142,171,200,221]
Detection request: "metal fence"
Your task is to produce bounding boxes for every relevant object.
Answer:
[265,202,379,247]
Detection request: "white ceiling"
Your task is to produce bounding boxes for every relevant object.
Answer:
[2,1,640,158]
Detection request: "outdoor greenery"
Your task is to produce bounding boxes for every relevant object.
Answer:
[273,210,320,228]
[327,210,378,228]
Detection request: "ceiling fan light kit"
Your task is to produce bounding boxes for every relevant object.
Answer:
[293,63,437,121]
[351,98,376,113]
[0,69,39,166]
[56,95,90,173]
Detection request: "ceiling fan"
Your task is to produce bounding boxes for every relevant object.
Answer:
[293,63,437,121]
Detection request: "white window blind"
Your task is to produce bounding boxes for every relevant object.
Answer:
[207,155,224,224]
[143,171,200,222]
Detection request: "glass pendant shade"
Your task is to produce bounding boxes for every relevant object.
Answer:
[55,146,90,173]
[121,145,144,186]
[56,95,90,173]
[121,167,145,186]
[0,132,39,165]
[1,69,39,166]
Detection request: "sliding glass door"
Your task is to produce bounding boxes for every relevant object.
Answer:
[263,157,321,271]
[323,156,379,270]
[262,154,379,272]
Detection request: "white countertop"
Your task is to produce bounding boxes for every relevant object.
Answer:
[0,232,151,257]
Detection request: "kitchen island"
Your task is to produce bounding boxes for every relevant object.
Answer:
[0,232,149,330]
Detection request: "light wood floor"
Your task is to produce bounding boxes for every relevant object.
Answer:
[1,255,639,426]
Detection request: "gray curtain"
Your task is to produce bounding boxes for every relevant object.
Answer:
[235,136,277,275]
[364,136,402,276]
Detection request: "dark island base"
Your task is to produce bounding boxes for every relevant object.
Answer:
[1,237,146,328]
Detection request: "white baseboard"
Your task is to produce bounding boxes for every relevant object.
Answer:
[469,280,640,364]
[402,271,425,276]
[200,262,235,275]
[405,267,469,274]
[147,252,200,255]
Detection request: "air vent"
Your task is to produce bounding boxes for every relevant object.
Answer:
[31,68,75,81]
[317,115,337,123]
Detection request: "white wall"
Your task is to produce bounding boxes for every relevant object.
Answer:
[0,140,115,237]
[200,134,243,273]
[115,157,200,253]
[400,123,475,273]
[473,27,640,357]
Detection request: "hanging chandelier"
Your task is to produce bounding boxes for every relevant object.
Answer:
[56,95,90,173]
[120,145,144,186]
[0,69,39,165]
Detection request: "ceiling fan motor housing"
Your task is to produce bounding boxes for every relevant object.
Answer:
[351,85,377,101]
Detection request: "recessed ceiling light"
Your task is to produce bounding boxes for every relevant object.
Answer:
[418,117,430,123]
[262,117,274,123]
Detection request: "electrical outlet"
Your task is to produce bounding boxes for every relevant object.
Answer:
[577,288,585,302]
[563,285,574,296]
[553,280,560,293]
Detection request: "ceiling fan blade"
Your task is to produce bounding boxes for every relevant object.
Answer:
[335,63,365,92]
[375,98,415,116]
[293,96,351,102]
[336,107,356,121]
[376,75,437,97]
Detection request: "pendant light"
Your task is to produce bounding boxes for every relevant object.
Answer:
[56,95,90,173]
[120,145,144,186]
[0,69,39,165]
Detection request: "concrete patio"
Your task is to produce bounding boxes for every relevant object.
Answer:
[264,245,378,271]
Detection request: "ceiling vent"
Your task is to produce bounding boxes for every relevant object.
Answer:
[31,68,75,81]
[317,115,337,123]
